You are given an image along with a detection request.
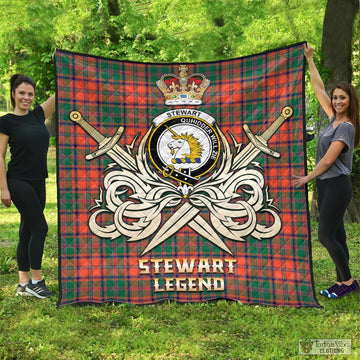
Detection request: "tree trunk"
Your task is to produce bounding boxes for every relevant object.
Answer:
[311,0,359,222]
[107,0,121,44]
[321,0,357,91]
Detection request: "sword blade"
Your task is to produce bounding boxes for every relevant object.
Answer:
[106,146,138,171]
[233,106,293,170]
[188,215,233,255]
[233,143,260,170]
[141,202,200,255]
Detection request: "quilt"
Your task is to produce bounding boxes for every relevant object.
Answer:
[55,42,320,307]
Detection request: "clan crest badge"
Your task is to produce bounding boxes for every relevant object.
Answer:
[148,109,220,186]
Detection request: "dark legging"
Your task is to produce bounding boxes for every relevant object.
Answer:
[316,175,353,282]
[7,178,48,271]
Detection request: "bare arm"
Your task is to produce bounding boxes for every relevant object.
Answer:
[304,44,334,118]
[40,94,55,120]
[294,140,346,187]
[0,133,11,207]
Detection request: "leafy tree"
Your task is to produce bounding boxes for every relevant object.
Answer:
[0,0,328,85]
[237,0,327,54]
[0,0,57,108]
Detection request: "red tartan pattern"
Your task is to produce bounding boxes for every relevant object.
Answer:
[55,43,320,307]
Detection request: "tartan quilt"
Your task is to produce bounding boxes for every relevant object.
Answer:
[55,42,320,307]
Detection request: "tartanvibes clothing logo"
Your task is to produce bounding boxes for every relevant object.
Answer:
[299,338,351,355]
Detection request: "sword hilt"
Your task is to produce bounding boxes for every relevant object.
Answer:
[233,106,293,170]
[69,111,104,143]
[243,124,281,158]
[242,106,293,158]
[69,111,137,170]
[85,127,124,160]
[262,106,293,141]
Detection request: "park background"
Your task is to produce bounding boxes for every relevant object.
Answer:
[0,0,359,359]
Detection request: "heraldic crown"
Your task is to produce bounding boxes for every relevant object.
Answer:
[156,65,210,105]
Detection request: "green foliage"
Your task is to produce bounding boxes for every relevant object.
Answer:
[237,0,327,54]
[0,0,56,103]
[0,0,334,112]
[49,136,57,147]
[0,0,329,92]
[0,246,17,274]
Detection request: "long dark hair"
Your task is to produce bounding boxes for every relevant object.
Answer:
[330,82,360,148]
[10,74,36,108]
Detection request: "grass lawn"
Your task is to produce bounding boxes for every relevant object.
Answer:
[0,145,359,360]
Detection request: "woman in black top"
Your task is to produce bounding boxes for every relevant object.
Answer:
[0,74,55,298]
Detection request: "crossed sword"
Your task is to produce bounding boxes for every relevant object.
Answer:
[69,106,293,256]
